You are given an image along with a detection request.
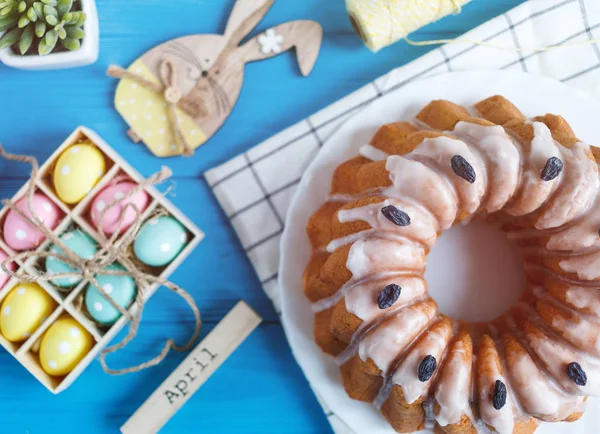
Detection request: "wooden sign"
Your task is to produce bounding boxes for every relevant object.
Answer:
[121,301,262,434]
[109,0,323,158]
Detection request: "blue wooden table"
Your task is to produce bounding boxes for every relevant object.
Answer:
[0,0,525,432]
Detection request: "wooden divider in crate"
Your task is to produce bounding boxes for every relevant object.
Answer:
[0,127,203,393]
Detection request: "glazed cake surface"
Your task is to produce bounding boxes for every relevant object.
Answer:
[303,96,600,434]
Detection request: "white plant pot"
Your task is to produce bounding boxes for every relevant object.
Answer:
[0,0,99,70]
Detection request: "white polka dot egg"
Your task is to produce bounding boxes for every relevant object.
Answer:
[0,283,57,342]
[53,144,106,205]
[3,194,61,251]
[39,316,93,376]
[46,230,98,288]
[90,181,150,235]
[84,263,136,326]
[133,216,188,267]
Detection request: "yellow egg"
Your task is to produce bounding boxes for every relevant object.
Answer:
[40,316,93,376]
[0,283,57,342]
[53,143,106,204]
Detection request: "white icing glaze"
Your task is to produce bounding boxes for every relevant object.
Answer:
[334,199,438,249]
[536,142,599,229]
[477,337,515,434]
[345,275,426,323]
[311,271,409,313]
[546,304,600,357]
[391,319,451,404]
[346,238,425,280]
[564,284,600,315]
[547,196,600,252]
[559,249,600,281]
[523,320,600,396]
[453,122,521,213]
[359,144,389,162]
[358,300,436,374]
[326,230,419,254]
[434,336,473,427]
[504,122,561,217]
[384,156,457,229]
[409,136,486,216]
[505,344,582,421]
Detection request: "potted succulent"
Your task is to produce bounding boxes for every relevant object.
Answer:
[0,0,98,70]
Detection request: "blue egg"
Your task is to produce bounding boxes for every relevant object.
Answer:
[133,216,188,267]
[85,263,136,326]
[46,230,98,288]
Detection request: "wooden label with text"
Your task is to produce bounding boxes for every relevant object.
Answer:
[121,301,262,434]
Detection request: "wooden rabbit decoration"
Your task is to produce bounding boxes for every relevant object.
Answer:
[108,0,323,157]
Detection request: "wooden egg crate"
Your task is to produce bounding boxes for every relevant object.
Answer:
[0,127,204,393]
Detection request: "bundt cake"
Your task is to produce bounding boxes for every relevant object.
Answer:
[303,96,600,433]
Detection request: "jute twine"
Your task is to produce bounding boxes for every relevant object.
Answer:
[107,60,208,158]
[0,143,202,375]
[348,0,600,53]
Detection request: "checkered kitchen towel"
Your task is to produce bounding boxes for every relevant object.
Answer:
[205,0,600,432]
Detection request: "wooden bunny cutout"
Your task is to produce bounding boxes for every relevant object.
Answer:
[108,0,323,157]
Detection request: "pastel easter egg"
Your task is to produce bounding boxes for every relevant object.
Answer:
[3,194,61,251]
[0,283,57,342]
[90,182,150,235]
[46,231,98,288]
[85,263,136,326]
[53,144,106,204]
[133,216,188,267]
[39,316,93,376]
[0,250,15,289]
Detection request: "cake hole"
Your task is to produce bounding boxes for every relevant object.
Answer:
[424,221,525,322]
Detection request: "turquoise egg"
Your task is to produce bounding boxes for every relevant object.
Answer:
[133,216,188,267]
[85,263,136,326]
[46,230,98,288]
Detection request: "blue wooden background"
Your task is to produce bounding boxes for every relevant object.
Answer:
[0,0,525,432]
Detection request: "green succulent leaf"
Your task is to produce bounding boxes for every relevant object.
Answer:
[62,10,72,23]
[0,14,18,31]
[56,0,71,16]
[34,18,45,36]
[0,26,21,49]
[41,0,57,5]
[65,24,82,39]
[0,5,13,15]
[27,6,37,21]
[56,24,65,39]
[19,23,33,54]
[43,4,57,16]
[38,28,56,54]
[75,10,84,26]
[32,1,42,16]
[17,0,25,13]
[44,27,56,43]
[17,14,29,28]
[59,35,78,50]
[45,13,56,25]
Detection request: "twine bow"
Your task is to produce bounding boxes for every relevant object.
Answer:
[0,144,202,375]
[107,59,207,158]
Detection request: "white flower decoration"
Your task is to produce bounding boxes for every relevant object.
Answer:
[258,28,284,54]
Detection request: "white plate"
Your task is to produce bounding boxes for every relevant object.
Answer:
[278,70,600,434]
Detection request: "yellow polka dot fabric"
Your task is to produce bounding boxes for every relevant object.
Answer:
[114,60,207,157]
[346,0,471,52]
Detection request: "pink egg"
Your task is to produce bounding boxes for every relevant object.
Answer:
[0,250,15,289]
[90,182,150,235]
[3,194,62,251]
